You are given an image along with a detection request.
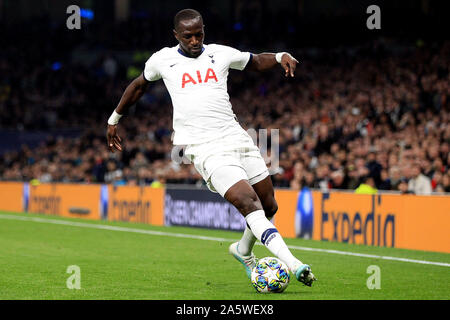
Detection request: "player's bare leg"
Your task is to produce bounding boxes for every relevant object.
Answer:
[228,176,276,278]
[226,179,261,278]
[252,176,278,217]
[232,176,276,260]
[225,179,316,286]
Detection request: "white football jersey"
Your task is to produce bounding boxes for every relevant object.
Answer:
[143,44,252,145]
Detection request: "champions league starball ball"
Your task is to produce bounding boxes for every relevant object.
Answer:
[251,257,290,293]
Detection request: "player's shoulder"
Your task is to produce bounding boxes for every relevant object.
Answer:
[148,46,178,61]
[206,43,239,53]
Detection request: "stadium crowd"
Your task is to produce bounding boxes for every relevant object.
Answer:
[0,19,449,195]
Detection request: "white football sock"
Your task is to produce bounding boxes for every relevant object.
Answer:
[237,226,257,256]
[238,214,276,256]
[245,210,303,271]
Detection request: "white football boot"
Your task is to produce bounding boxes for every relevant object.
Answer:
[292,262,317,287]
[229,242,258,279]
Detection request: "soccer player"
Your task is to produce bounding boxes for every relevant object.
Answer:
[106,9,316,287]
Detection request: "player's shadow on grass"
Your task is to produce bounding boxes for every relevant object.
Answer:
[249,289,315,296]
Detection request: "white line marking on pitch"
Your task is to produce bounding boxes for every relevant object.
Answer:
[1,214,449,268]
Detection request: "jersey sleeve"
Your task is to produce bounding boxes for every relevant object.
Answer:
[226,46,252,71]
[143,53,162,82]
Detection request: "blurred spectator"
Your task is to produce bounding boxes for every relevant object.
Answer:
[150,170,166,188]
[104,160,123,184]
[408,165,432,195]
[330,170,345,189]
[443,173,450,192]
[378,169,392,190]
[389,166,402,190]
[355,176,378,194]
[397,178,413,194]
[431,171,443,191]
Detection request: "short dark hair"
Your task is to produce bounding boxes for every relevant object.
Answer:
[174,9,202,30]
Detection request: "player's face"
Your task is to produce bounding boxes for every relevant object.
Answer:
[174,17,205,58]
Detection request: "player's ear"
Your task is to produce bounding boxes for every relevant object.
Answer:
[173,29,178,41]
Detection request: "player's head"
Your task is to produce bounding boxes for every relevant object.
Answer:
[173,9,204,58]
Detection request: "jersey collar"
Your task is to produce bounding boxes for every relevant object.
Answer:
[177,45,205,58]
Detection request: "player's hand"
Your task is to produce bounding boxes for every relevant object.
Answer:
[281,53,299,77]
[106,124,123,152]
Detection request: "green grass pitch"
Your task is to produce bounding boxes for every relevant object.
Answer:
[0,211,449,300]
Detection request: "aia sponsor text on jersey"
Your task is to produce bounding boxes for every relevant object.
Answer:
[181,68,218,88]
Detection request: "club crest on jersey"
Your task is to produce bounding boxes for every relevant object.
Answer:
[181,68,218,88]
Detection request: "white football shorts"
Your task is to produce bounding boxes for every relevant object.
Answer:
[184,129,269,197]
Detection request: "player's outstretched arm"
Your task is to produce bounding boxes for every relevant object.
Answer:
[248,52,299,77]
[106,73,150,153]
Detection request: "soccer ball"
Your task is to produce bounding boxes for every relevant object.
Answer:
[251,257,290,293]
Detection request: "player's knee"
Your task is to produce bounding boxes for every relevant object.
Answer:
[227,190,261,215]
